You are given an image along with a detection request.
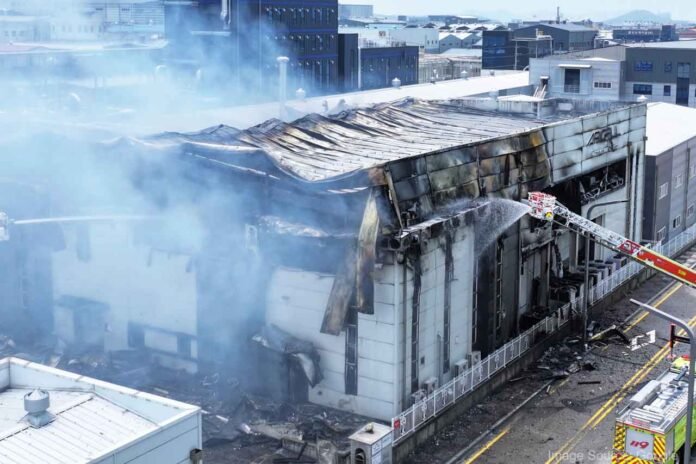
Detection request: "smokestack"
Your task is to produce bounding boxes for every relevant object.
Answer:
[277,56,289,120]
[24,389,55,428]
[556,6,560,24]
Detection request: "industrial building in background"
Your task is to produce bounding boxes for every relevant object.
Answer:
[529,41,696,107]
[163,0,419,97]
[0,0,164,41]
[482,22,597,71]
[0,357,202,463]
[338,3,374,20]
[642,103,696,243]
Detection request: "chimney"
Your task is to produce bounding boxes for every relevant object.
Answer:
[220,0,231,29]
[277,56,290,119]
[24,389,55,428]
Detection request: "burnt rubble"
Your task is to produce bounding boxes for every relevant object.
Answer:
[0,333,369,462]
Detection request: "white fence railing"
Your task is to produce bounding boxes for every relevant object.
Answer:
[391,224,696,445]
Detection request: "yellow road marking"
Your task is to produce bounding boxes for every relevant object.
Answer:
[545,287,694,464]
[548,377,570,395]
[462,427,511,464]
[624,283,683,333]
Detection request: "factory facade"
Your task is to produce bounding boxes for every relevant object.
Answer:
[0,94,648,422]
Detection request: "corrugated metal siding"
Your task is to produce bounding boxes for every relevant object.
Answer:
[0,390,157,464]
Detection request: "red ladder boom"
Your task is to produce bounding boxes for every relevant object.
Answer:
[527,192,696,288]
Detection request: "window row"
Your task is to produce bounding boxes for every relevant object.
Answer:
[633,84,652,95]
[264,6,336,27]
[268,33,337,55]
[593,81,612,89]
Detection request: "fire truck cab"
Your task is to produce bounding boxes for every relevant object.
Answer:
[612,357,695,463]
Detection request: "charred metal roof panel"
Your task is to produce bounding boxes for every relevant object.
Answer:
[162,99,550,182]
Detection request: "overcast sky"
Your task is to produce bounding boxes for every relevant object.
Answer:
[358,1,695,22]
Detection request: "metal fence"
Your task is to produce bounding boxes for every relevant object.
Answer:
[391,224,696,444]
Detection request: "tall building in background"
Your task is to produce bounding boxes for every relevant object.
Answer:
[164,0,418,98]
[164,0,339,96]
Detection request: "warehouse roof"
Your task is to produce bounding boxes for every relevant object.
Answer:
[626,40,696,49]
[646,103,696,156]
[125,71,529,135]
[143,98,552,182]
[0,357,199,464]
[521,22,596,32]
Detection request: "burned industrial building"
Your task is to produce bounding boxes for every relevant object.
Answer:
[0,96,646,454]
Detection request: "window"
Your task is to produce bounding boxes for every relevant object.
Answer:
[673,215,682,229]
[664,85,671,97]
[689,204,695,217]
[677,62,691,79]
[665,62,673,73]
[634,61,653,72]
[674,173,684,189]
[594,82,612,89]
[177,334,192,357]
[659,182,669,199]
[127,323,145,348]
[690,160,696,179]
[634,84,653,95]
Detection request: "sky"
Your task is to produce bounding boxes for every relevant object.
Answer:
[359,1,696,22]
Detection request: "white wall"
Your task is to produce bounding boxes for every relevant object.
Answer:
[390,28,439,51]
[265,221,475,420]
[265,266,397,420]
[529,58,622,101]
[52,222,198,371]
[395,224,475,412]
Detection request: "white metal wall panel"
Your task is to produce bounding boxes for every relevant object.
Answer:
[52,223,197,359]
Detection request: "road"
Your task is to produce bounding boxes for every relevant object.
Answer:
[407,246,696,464]
[474,251,696,464]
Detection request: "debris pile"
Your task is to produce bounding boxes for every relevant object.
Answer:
[0,332,368,463]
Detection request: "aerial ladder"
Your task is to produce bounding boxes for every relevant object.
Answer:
[526,192,696,288]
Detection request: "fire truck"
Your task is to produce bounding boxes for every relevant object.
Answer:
[611,356,692,463]
[526,192,696,463]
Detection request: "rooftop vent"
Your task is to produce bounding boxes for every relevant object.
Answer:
[392,77,401,88]
[24,389,55,428]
